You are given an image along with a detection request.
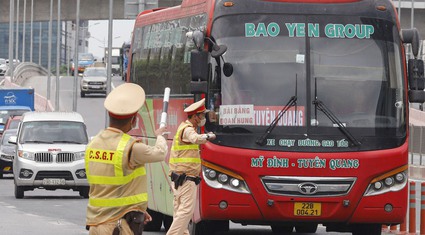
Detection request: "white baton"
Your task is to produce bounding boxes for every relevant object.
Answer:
[160,87,171,128]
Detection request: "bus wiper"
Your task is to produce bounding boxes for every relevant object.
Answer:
[256,76,298,146]
[312,78,361,146]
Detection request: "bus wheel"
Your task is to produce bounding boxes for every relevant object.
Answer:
[163,215,173,232]
[271,225,293,233]
[143,208,163,231]
[295,223,318,233]
[189,220,229,235]
[351,224,381,235]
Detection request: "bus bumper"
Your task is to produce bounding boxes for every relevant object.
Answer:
[199,180,407,224]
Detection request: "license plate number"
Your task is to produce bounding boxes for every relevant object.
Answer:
[294,202,321,216]
[91,85,101,89]
[42,178,66,185]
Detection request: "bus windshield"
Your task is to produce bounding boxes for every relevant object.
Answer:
[208,14,406,151]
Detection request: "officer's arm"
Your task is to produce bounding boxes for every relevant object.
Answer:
[129,136,168,167]
[183,127,208,145]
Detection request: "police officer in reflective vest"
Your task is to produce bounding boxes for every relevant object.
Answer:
[166,98,216,235]
[85,83,168,235]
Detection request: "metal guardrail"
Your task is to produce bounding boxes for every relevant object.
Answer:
[11,62,50,86]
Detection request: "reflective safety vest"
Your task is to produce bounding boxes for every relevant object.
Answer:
[85,133,147,208]
[169,122,202,176]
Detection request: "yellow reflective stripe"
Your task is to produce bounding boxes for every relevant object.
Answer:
[87,167,146,185]
[114,134,131,177]
[89,193,148,207]
[171,144,199,151]
[172,124,199,151]
[169,158,201,164]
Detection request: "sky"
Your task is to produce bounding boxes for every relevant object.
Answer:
[87,20,135,59]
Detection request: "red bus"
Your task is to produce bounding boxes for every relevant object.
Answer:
[127,0,425,234]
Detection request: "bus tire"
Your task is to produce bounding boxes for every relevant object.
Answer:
[163,215,173,232]
[189,220,209,235]
[144,208,163,231]
[351,223,381,235]
[295,223,318,233]
[189,220,228,235]
[271,225,293,233]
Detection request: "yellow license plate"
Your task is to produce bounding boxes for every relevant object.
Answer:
[294,202,321,216]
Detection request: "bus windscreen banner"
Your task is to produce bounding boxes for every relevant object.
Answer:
[219,105,304,126]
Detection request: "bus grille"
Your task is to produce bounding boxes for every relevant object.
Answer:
[35,153,53,162]
[261,176,356,197]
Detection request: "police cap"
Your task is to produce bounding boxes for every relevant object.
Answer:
[184,98,209,116]
[104,83,145,119]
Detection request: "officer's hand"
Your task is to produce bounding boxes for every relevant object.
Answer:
[208,132,216,140]
[155,126,167,137]
[144,211,152,224]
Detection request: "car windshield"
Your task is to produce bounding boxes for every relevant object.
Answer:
[19,121,88,144]
[79,53,94,61]
[8,119,20,129]
[84,69,106,77]
[1,131,15,145]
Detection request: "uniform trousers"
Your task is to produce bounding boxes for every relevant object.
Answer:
[89,219,132,235]
[166,180,197,235]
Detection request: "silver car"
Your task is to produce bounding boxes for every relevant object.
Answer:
[0,129,17,178]
[80,67,107,97]
[10,112,89,199]
[0,58,7,76]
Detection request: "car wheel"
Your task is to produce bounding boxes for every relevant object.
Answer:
[15,184,24,199]
[0,168,3,179]
[79,187,89,198]
[80,91,85,98]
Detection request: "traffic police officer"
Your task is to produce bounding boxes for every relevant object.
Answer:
[166,98,216,235]
[85,83,168,235]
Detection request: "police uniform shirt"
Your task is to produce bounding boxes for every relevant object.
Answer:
[181,120,208,145]
[86,127,168,226]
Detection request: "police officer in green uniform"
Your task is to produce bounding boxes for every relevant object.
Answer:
[85,83,168,235]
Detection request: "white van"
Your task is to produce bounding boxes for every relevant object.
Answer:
[9,112,89,199]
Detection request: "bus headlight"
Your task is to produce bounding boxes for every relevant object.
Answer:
[202,161,250,194]
[364,166,408,196]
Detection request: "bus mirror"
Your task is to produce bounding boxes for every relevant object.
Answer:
[191,50,209,81]
[190,81,208,94]
[223,62,233,77]
[408,90,425,103]
[211,45,227,58]
[408,59,425,103]
[401,28,420,58]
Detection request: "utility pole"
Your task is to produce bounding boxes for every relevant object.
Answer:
[8,0,14,80]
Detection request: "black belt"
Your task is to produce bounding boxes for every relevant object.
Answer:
[170,172,201,190]
[186,175,201,184]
